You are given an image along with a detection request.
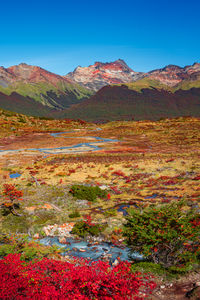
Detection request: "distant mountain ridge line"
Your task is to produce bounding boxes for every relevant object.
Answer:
[65,60,200,91]
[1,60,200,92]
[0,59,199,121]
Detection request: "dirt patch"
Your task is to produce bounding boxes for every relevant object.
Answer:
[152,272,200,299]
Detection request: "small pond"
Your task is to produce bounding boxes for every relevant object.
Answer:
[9,173,21,179]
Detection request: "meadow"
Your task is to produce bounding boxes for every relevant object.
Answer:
[0,111,200,299]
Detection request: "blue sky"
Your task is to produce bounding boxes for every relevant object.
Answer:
[0,0,199,74]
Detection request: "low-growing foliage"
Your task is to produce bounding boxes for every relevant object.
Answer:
[68,210,81,218]
[1,212,31,234]
[69,184,107,202]
[72,215,107,237]
[123,201,200,268]
[0,235,60,261]
[0,254,156,299]
[104,209,117,217]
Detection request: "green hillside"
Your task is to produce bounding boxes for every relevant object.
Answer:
[56,80,200,121]
[174,78,200,91]
[116,78,173,92]
[0,81,93,109]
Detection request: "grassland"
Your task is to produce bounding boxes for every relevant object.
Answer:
[0,113,200,298]
[0,115,199,235]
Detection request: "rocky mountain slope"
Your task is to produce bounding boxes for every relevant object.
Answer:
[148,63,200,86]
[65,59,144,91]
[66,60,200,91]
[0,63,70,87]
[0,63,93,110]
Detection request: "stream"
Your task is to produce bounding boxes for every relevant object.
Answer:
[0,130,118,155]
[5,130,137,263]
[39,236,143,263]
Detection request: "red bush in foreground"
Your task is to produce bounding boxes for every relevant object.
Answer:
[0,254,156,299]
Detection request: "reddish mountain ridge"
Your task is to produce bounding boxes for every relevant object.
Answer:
[148,63,200,86]
[0,63,73,88]
[0,63,93,112]
[1,60,199,92]
[65,59,144,91]
[66,61,200,91]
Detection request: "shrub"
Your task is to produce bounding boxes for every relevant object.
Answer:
[72,215,106,237]
[68,210,81,218]
[104,209,117,217]
[0,254,156,299]
[123,201,200,268]
[0,244,16,257]
[69,185,107,202]
[0,235,61,261]
[1,184,23,216]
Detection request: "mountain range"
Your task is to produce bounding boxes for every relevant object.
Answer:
[65,60,200,90]
[0,59,199,121]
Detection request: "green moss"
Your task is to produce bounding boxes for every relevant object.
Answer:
[131,261,199,278]
[0,213,31,234]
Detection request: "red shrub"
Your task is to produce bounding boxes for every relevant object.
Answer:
[163,180,177,185]
[165,158,174,163]
[0,254,156,299]
[3,184,23,202]
[192,175,200,180]
[112,170,126,177]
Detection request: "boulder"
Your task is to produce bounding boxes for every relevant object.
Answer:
[58,236,67,244]
[33,233,40,239]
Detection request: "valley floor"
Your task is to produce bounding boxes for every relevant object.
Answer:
[0,116,200,299]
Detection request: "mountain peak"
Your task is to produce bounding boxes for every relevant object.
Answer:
[148,62,200,86]
[192,62,200,66]
[65,60,144,91]
[115,58,128,66]
[18,62,29,67]
[93,59,130,69]
[4,63,72,86]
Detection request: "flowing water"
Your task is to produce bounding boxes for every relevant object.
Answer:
[1,130,118,156]
[39,236,143,263]
[5,129,137,263]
